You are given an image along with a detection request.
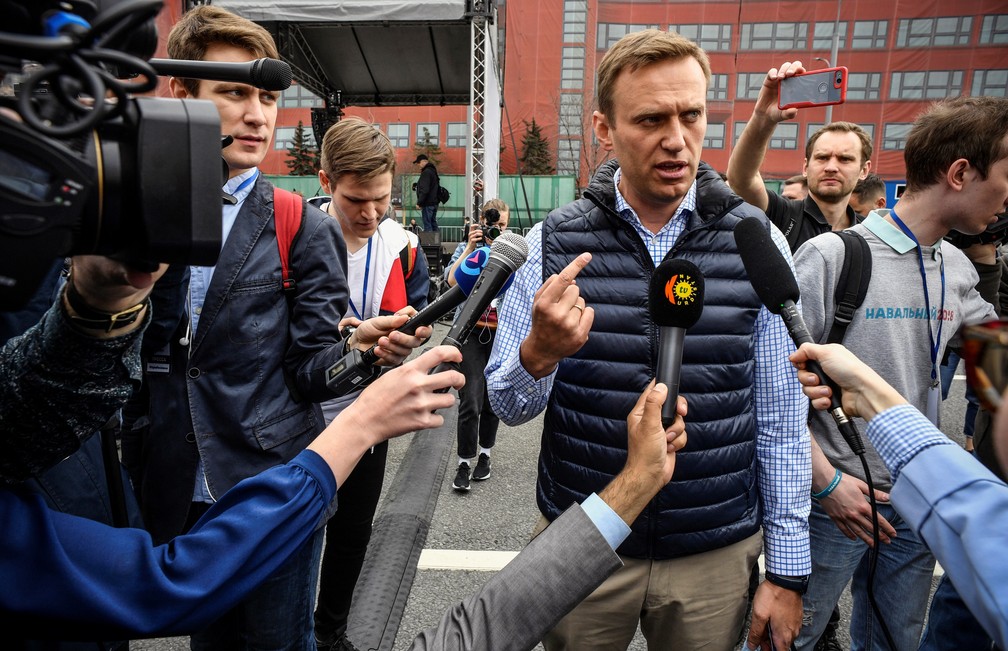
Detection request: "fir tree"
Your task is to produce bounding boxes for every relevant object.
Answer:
[285,121,320,176]
[412,127,444,169]
[519,118,554,175]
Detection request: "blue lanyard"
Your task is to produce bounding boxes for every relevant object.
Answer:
[347,238,373,320]
[890,210,946,386]
[233,170,258,195]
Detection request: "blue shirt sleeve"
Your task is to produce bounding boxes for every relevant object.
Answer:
[0,449,335,637]
[754,225,812,576]
[486,222,556,425]
[580,492,632,551]
[879,412,1008,649]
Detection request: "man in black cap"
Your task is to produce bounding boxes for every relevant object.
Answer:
[413,153,441,232]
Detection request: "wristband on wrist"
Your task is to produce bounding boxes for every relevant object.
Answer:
[764,571,809,595]
[812,468,842,500]
[63,274,148,333]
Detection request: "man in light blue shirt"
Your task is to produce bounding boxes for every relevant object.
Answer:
[791,340,1008,650]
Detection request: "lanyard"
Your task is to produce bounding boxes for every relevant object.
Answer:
[890,210,946,387]
[347,237,373,320]
[234,170,258,195]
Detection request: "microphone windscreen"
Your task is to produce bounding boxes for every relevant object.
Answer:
[253,58,293,91]
[649,259,705,328]
[452,245,515,298]
[489,231,529,273]
[733,217,800,314]
[454,246,491,295]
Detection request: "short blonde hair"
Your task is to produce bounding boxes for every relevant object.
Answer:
[320,117,396,183]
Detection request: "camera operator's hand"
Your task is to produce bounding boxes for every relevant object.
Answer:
[70,256,167,311]
[64,256,168,337]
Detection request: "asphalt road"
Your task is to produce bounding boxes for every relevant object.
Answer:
[134,321,969,651]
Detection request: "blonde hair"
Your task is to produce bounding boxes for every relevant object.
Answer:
[320,117,396,183]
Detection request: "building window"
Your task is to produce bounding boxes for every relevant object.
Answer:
[558,93,584,139]
[708,74,729,101]
[890,70,964,99]
[980,15,1008,44]
[561,45,585,90]
[557,139,581,175]
[564,0,587,42]
[596,23,658,50]
[388,123,409,148]
[973,69,1008,96]
[736,72,765,100]
[770,123,799,150]
[740,22,808,50]
[416,123,439,147]
[883,123,912,150]
[733,121,747,146]
[812,21,847,50]
[896,16,972,48]
[850,20,888,49]
[279,83,324,109]
[274,126,316,151]
[704,123,726,150]
[847,72,882,100]
[806,122,824,145]
[446,122,468,148]
[671,23,732,51]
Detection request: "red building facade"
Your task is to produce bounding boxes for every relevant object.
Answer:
[163,1,1008,188]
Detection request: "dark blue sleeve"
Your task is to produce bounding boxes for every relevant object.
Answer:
[0,449,336,637]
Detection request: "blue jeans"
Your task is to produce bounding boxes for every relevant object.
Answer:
[795,501,935,651]
[190,528,324,651]
[918,575,996,651]
[421,204,439,232]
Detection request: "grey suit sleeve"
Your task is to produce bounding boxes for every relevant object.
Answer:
[405,504,623,651]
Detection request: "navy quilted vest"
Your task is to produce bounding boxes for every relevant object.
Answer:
[538,161,770,559]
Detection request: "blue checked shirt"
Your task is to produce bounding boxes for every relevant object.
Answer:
[486,171,811,575]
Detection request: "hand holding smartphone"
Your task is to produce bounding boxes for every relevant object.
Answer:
[778,66,848,110]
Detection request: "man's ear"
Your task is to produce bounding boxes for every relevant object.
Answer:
[592,111,614,152]
[318,169,332,196]
[947,158,972,192]
[168,77,190,100]
[860,159,872,180]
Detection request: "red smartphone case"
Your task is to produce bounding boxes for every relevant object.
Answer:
[778,66,848,110]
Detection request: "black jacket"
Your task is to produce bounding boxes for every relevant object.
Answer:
[416,163,440,207]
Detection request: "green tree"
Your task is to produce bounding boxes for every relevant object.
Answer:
[519,118,554,175]
[412,127,444,169]
[285,121,320,176]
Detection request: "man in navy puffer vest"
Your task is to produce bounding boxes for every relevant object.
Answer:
[486,29,811,651]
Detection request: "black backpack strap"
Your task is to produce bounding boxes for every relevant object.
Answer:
[828,230,872,344]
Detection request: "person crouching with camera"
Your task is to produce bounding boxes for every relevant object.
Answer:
[444,199,509,491]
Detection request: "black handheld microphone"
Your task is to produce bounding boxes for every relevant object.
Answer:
[431,232,528,383]
[649,259,705,428]
[149,58,293,91]
[734,217,865,455]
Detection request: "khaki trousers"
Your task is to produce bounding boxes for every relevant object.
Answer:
[534,515,762,651]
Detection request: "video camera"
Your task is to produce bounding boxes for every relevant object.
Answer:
[0,0,261,310]
[945,212,1008,250]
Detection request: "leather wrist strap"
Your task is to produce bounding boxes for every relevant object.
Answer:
[764,571,809,595]
[64,275,148,333]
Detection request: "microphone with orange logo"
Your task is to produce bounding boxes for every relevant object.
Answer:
[649,259,705,428]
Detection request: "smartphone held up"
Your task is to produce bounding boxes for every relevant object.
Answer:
[779,66,848,110]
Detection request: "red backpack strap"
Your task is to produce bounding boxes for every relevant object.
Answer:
[273,188,303,293]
